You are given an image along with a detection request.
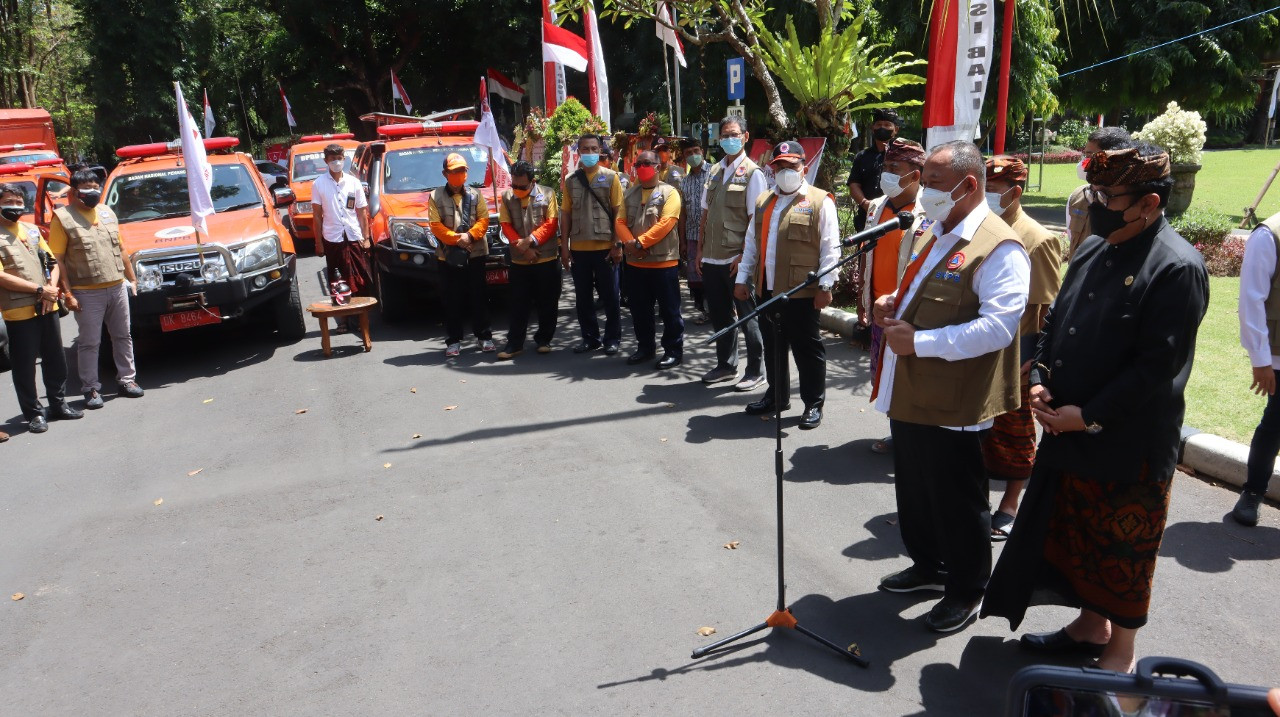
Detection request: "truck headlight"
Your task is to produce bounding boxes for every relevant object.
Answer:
[290,201,312,215]
[391,219,433,249]
[137,265,162,292]
[233,235,281,274]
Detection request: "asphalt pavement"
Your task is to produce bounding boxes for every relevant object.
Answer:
[2,253,1277,715]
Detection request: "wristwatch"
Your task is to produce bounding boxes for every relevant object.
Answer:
[35,285,43,298]
[614,241,624,250]
[1085,421,1103,435]
[633,239,643,251]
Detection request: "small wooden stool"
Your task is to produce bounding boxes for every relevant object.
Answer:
[307,296,378,357]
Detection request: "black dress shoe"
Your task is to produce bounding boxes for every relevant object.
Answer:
[1232,490,1263,526]
[746,396,791,415]
[1019,629,1108,657]
[798,405,822,430]
[603,343,620,356]
[28,415,48,433]
[626,351,654,365]
[51,402,84,420]
[655,354,681,370]
[925,595,983,633]
[573,340,602,354]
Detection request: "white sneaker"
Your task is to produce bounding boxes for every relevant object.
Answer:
[445,343,461,357]
[480,339,497,352]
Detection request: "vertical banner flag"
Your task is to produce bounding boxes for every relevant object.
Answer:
[202,90,215,138]
[278,83,297,130]
[174,82,215,239]
[1269,67,1280,119]
[584,0,610,130]
[921,0,994,150]
[542,0,567,112]
[475,77,512,194]
[391,70,414,113]
[656,3,687,68]
[487,68,526,104]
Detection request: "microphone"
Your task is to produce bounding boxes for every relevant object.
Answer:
[841,211,915,247]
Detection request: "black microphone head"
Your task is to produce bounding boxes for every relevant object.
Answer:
[897,211,915,230]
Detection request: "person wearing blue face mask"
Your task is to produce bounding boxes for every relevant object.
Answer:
[560,133,624,355]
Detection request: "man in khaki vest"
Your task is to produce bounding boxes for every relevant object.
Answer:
[1065,127,1131,260]
[617,150,684,370]
[0,183,82,432]
[51,168,141,409]
[734,141,839,429]
[870,140,1029,633]
[496,161,560,359]
[699,116,766,389]
[1235,208,1280,525]
[982,156,1063,540]
[560,133,624,355]
[426,152,493,358]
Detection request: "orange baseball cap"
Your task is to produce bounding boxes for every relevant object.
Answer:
[444,153,468,171]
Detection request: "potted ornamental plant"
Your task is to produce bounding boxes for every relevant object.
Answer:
[1133,101,1207,216]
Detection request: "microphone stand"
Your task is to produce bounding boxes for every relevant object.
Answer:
[690,212,913,666]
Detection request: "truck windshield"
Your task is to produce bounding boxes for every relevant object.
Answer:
[105,164,263,223]
[291,151,352,182]
[0,151,58,166]
[382,145,490,194]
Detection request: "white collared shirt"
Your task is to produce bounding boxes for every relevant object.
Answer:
[873,202,1031,430]
[311,171,367,243]
[735,182,840,292]
[702,152,769,265]
[1239,225,1280,369]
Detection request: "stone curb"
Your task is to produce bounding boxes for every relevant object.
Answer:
[820,305,1279,501]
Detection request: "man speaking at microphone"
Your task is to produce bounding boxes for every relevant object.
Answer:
[870,140,1029,633]
[735,141,839,429]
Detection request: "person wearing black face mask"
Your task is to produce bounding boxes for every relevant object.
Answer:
[983,143,1210,674]
[50,168,141,409]
[845,108,901,231]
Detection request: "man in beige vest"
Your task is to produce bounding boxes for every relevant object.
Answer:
[1065,127,1131,260]
[617,150,684,370]
[734,141,839,430]
[560,133,624,355]
[870,140,1029,633]
[426,152,493,357]
[699,116,766,389]
[496,161,560,359]
[982,156,1063,540]
[1235,208,1280,525]
[50,168,141,409]
[0,182,82,432]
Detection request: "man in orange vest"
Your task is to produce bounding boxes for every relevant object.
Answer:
[427,152,493,357]
[617,150,684,369]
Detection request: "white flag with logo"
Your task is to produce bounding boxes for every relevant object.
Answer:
[175,82,215,238]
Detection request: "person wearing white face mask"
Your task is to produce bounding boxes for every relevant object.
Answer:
[854,139,927,455]
[1065,127,1132,260]
[980,156,1063,541]
[733,141,839,430]
[311,142,371,334]
[869,140,1029,633]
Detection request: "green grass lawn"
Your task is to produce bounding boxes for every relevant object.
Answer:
[1022,148,1280,225]
[1185,276,1265,444]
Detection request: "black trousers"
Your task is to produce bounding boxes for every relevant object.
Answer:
[701,262,763,375]
[506,260,561,349]
[440,257,492,345]
[623,264,684,357]
[890,419,992,602]
[7,312,67,420]
[1246,367,1280,494]
[758,291,825,407]
[570,249,621,345]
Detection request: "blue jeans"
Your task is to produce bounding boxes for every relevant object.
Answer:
[570,249,621,345]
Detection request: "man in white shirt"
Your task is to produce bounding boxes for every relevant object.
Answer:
[1236,212,1280,525]
[870,140,1030,633]
[734,141,840,429]
[311,143,371,309]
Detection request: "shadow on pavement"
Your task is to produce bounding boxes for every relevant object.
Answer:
[907,635,1029,717]
[1159,518,1280,572]
[788,439,894,485]
[842,512,908,563]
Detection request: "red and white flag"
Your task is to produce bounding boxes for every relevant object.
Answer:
[656,3,686,68]
[487,68,525,104]
[391,69,413,113]
[542,0,567,113]
[278,83,297,129]
[921,0,994,149]
[202,89,215,138]
[584,0,610,130]
[475,77,511,191]
[542,20,589,72]
[174,82,215,238]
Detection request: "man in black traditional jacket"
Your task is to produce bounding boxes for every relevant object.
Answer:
[982,143,1209,674]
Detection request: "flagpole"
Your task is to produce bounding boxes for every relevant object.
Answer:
[993,0,1016,154]
[662,40,674,136]
[672,7,682,135]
